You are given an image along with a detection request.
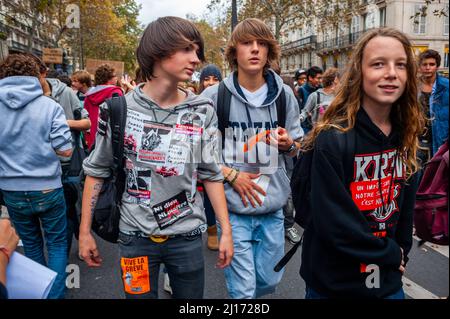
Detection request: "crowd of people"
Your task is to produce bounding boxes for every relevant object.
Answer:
[0,15,448,300]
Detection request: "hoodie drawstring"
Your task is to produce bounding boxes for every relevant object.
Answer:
[377,145,398,214]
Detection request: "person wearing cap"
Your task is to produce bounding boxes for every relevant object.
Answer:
[198,64,223,94]
[294,69,307,89]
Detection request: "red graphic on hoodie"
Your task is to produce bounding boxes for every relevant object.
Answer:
[350,149,404,222]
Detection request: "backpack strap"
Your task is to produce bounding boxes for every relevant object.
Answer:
[276,88,286,128]
[105,93,127,203]
[106,93,127,172]
[217,81,232,148]
[274,234,303,272]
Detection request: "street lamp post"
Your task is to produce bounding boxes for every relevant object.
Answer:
[231,0,238,32]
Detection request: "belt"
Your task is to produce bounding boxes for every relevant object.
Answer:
[121,225,206,243]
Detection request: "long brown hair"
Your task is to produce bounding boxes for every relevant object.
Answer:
[302,27,425,178]
[137,16,206,81]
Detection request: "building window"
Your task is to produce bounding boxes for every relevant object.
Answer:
[379,7,386,27]
[413,5,426,34]
[444,5,449,36]
[351,15,360,34]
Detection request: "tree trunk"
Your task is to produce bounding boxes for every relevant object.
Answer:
[275,15,281,40]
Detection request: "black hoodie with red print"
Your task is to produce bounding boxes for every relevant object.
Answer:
[300,107,418,298]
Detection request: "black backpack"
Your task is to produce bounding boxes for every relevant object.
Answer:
[216,82,286,146]
[87,94,127,243]
[66,108,88,177]
[274,129,356,272]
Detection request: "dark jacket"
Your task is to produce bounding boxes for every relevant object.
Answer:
[300,108,418,298]
[297,82,317,110]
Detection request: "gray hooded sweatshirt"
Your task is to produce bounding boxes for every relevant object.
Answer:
[83,84,223,236]
[47,78,89,163]
[47,78,87,122]
[201,70,302,215]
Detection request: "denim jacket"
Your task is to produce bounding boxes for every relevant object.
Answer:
[430,75,449,155]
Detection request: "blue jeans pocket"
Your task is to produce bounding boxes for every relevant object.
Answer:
[118,232,137,246]
[35,189,65,213]
[3,197,28,210]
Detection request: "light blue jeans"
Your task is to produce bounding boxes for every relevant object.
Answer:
[218,210,285,299]
[2,188,68,299]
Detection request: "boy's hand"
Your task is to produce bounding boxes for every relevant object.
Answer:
[275,127,294,151]
[399,247,405,274]
[0,219,19,259]
[230,172,266,208]
[79,232,103,267]
[216,232,233,269]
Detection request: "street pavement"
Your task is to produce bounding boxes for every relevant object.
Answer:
[65,225,449,299]
[2,203,447,300]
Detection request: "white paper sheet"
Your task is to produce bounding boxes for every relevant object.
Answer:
[252,175,270,205]
[6,252,57,299]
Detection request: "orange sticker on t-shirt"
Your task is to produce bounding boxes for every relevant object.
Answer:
[121,256,150,295]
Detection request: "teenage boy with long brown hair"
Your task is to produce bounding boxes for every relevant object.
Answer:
[79,16,233,299]
[201,18,302,299]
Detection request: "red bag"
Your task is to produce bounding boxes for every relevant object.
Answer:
[414,140,449,245]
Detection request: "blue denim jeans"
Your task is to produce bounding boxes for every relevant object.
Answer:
[2,188,68,299]
[218,210,285,299]
[305,286,405,299]
[118,232,204,299]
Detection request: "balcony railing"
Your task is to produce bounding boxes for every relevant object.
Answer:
[317,30,365,51]
[282,35,317,51]
[10,40,28,52]
[0,21,9,34]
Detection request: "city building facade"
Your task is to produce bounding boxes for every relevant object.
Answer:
[0,0,74,73]
[280,0,449,77]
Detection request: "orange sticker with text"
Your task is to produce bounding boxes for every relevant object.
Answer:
[121,256,150,294]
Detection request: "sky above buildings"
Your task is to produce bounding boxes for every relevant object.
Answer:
[135,0,211,26]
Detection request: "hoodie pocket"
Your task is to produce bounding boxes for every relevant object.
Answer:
[224,167,290,215]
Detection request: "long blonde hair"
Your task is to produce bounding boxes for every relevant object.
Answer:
[302,27,425,179]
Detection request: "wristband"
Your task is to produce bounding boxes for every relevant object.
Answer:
[0,246,10,263]
[229,169,240,186]
[224,169,235,182]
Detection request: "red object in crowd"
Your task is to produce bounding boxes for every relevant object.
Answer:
[84,85,123,149]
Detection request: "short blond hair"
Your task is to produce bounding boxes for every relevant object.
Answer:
[71,70,92,87]
[225,18,280,72]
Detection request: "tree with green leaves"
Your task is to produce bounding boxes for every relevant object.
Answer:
[56,0,143,73]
